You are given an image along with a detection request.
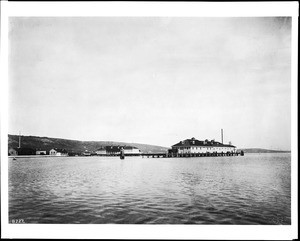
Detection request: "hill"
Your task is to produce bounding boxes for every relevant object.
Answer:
[8,135,290,154]
[239,148,291,153]
[8,135,169,154]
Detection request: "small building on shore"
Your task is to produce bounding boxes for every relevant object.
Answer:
[8,148,18,156]
[49,148,68,156]
[170,137,236,155]
[36,150,47,155]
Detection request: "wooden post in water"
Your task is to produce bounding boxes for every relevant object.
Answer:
[120,147,125,159]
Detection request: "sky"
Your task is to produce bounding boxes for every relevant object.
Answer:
[8,17,291,150]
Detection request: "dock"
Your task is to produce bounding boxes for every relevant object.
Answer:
[141,151,244,158]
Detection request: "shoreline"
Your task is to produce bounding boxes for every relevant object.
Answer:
[8,152,291,159]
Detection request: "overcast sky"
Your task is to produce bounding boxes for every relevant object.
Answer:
[8,17,291,150]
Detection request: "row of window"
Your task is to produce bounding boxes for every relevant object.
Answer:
[179,147,232,150]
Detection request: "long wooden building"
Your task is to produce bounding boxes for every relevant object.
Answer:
[95,145,141,156]
[169,137,236,155]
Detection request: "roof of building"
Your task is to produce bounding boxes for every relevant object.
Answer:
[172,137,236,148]
[123,146,139,150]
[96,147,106,151]
[106,146,121,152]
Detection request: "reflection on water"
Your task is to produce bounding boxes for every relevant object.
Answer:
[9,153,291,224]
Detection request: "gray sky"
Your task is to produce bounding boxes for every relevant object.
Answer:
[8,17,291,150]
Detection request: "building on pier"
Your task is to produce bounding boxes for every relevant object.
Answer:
[95,145,141,156]
[123,146,141,155]
[106,146,122,155]
[95,147,107,155]
[170,137,236,155]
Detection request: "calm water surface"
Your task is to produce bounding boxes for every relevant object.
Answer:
[9,153,291,224]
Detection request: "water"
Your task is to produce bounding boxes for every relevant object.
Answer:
[9,153,291,224]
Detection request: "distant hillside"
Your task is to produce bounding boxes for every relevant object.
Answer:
[8,135,169,154]
[239,148,291,153]
[9,135,290,154]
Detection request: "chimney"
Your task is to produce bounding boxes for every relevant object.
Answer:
[221,129,223,144]
[18,131,21,148]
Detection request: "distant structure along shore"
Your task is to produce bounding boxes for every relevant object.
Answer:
[8,145,141,157]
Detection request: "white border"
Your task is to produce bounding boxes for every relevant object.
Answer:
[1,1,10,239]
[4,1,299,17]
[1,1,298,240]
[290,6,299,240]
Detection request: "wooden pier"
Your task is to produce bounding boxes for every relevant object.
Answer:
[141,151,244,158]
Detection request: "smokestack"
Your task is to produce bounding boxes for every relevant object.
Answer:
[18,131,21,148]
[221,129,223,144]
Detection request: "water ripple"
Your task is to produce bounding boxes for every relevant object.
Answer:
[9,154,291,224]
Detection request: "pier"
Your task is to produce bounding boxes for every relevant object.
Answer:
[141,151,244,158]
